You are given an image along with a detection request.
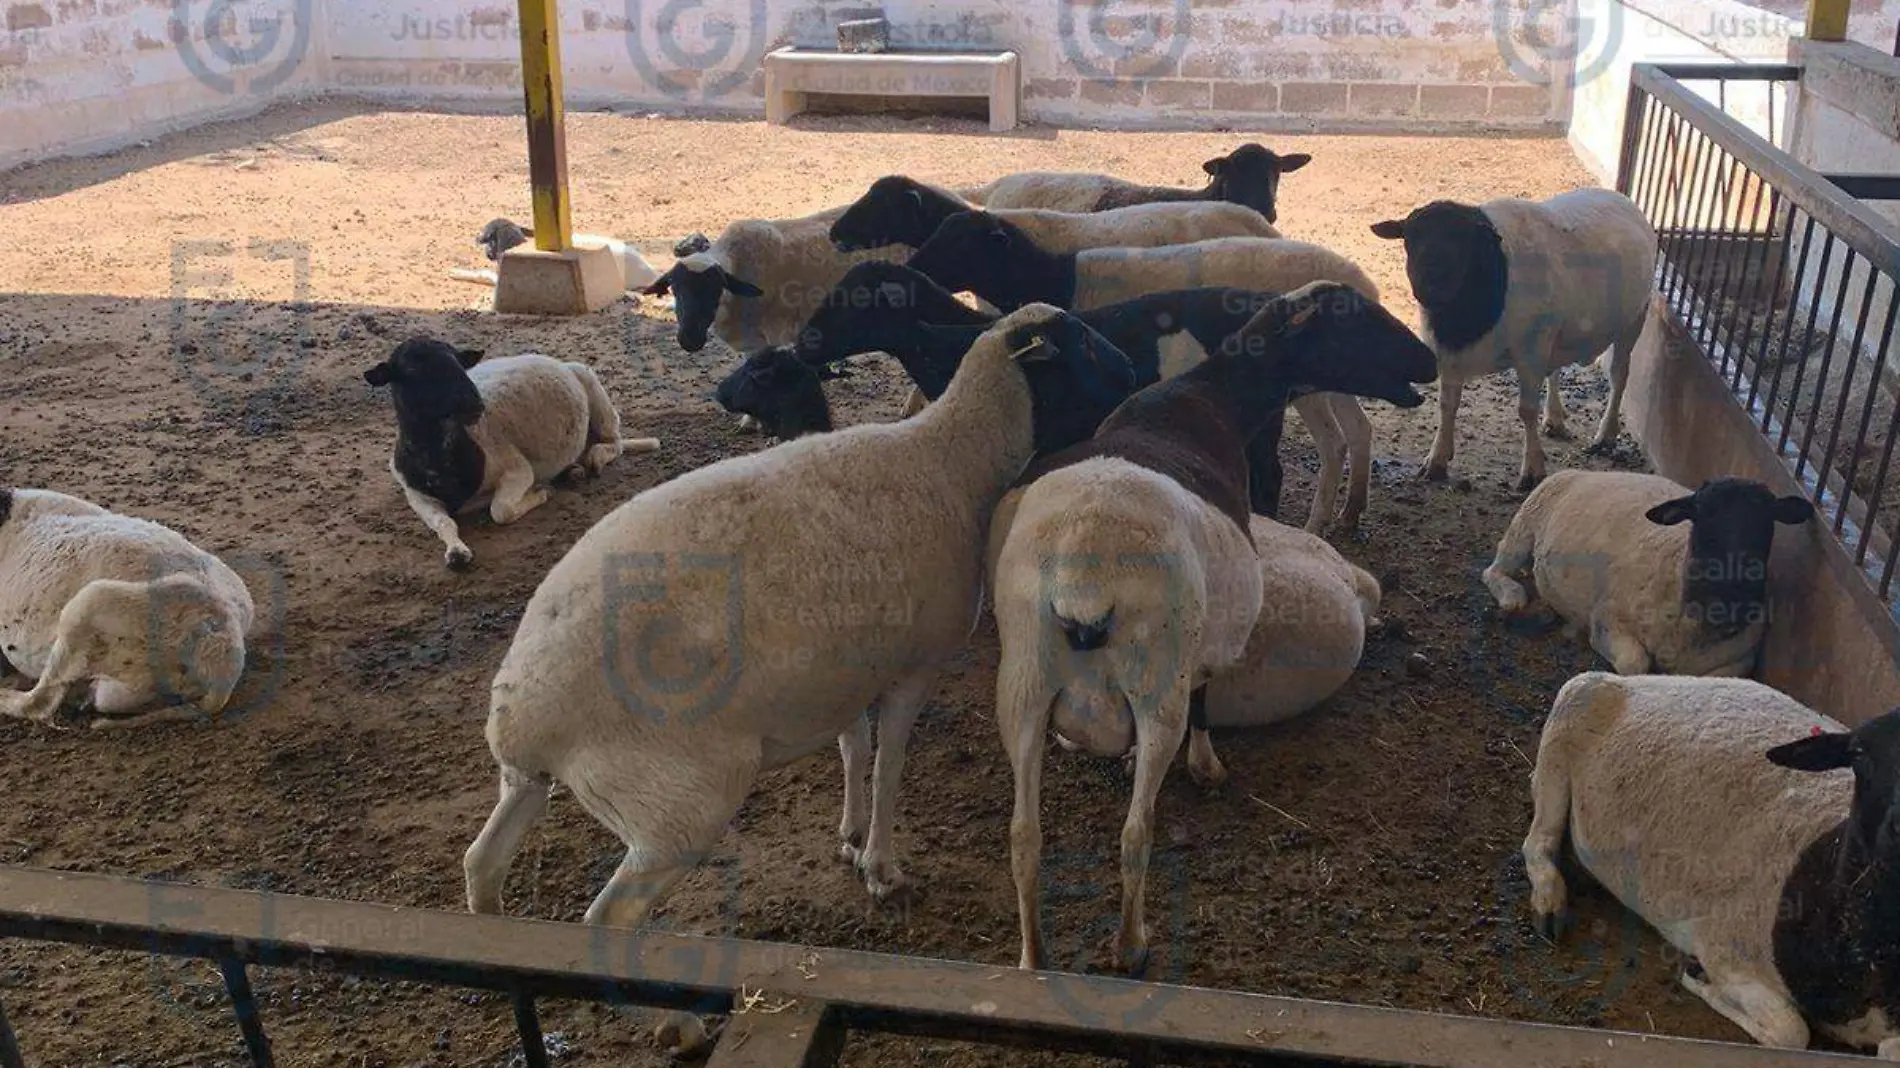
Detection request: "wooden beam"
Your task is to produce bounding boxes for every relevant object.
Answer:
[515,0,572,252]
[1805,0,1849,42]
[706,999,844,1068]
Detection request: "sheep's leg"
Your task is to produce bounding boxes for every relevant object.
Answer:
[489,445,551,526]
[1680,969,1810,1050]
[1184,686,1225,788]
[1521,748,1572,940]
[1116,674,1192,977]
[899,387,927,419]
[1588,327,1640,455]
[1242,415,1286,522]
[837,711,873,866]
[0,620,120,729]
[464,766,554,915]
[857,669,934,899]
[997,644,1052,971]
[402,485,474,570]
[1588,613,1652,675]
[1292,395,1345,535]
[1515,374,1548,492]
[1424,373,1463,481]
[1541,371,1572,440]
[1333,396,1374,533]
[1481,514,1536,613]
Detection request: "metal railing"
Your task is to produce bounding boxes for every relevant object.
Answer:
[1620,62,1900,608]
[0,866,1871,1067]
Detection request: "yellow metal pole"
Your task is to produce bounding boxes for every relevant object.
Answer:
[1805,0,1848,41]
[516,0,573,251]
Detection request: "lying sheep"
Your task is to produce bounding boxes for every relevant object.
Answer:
[828,174,1277,254]
[1481,470,1813,677]
[0,488,254,729]
[638,204,901,354]
[463,304,1136,965]
[474,218,662,291]
[363,337,659,570]
[1370,188,1658,490]
[711,346,842,440]
[969,143,1310,224]
[906,218,1393,532]
[988,281,1435,973]
[1524,671,1900,1056]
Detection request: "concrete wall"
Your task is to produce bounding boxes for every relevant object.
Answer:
[1626,297,1900,725]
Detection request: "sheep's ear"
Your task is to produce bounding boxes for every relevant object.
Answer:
[1278,153,1312,172]
[1766,729,1857,772]
[725,274,765,297]
[1644,496,1697,526]
[363,363,393,387]
[1774,495,1816,525]
[1370,219,1406,240]
[877,281,910,306]
[456,348,484,369]
[907,188,925,210]
[1202,156,1226,176]
[986,227,1012,251]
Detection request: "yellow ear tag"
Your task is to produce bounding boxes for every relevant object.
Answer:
[1286,303,1318,329]
[1009,338,1048,362]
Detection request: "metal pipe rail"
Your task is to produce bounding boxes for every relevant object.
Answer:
[0,867,1870,1067]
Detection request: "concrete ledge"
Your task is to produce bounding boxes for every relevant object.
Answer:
[763,46,1020,132]
[1625,297,1900,723]
[1791,38,1900,136]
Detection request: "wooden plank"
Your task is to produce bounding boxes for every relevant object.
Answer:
[514,0,572,251]
[0,867,1870,1068]
[706,998,843,1068]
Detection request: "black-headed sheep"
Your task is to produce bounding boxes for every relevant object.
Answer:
[970,143,1311,224]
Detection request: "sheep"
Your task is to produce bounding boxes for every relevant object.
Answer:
[906,217,1394,532]
[637,204,903,354]
[1523,671,1900,1056]
[0,488,254,730]
[1369,188,1659,491]
[363,337,659,570]
[968,143,1311,224]
[462,305,1137,1001]
[474,217,662,290]
[827,174,1278,255]
[711,346,842,441]
[1481,470,1813,677]
[987,281,1436,974]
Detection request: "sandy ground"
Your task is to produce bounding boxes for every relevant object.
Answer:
[0,100,1795,1066]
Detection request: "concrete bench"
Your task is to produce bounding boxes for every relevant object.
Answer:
[762,47,1021,133]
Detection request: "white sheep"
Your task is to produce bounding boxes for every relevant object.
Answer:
[0,488,254,729]
[363,338,659,570]
[1481,470,1813,676]
[462,303,1136,953]
[1370,188,1659,490]
[473,218,662,290]
[969,143,1311,225]
[1524,671,1900,1056]
[908,221,1392,532]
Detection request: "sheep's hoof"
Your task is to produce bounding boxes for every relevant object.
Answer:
[1532,908,1573,942]
[1188,758,1229,791]
[1582,437,1615,457]
[863,862,913,901]
[838,833,865,867]
[1422,463,1450,483]
[1515,470,1542,493]
[653,1012,714,1058]
[1117,940,1151,979]
[1542,422,1573,441]
[446,546,474,571]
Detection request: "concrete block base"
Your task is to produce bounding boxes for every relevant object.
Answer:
[491,243,624,316]
[763,47,1020,132]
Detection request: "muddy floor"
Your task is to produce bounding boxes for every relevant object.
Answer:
[0,102,1788,1066]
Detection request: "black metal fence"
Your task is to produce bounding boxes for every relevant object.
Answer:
[1620,62,1900,608]
[0,867,1870,1067]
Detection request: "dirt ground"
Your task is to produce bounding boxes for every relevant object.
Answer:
[0,100,1791,1066]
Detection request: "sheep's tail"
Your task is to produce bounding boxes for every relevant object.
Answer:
[1050,602,1114,651]
[565,361,654,455]
[1349,564,1382,630]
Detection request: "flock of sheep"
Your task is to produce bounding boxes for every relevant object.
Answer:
[4,140,1899,1059]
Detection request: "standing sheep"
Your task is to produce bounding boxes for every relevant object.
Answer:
[988,282,1436,973]
[0,488,254,729]
[1481,471,1812,676]
[363,337,659,570]
[463,305,1136,967]
[906,217,1393,532]
[828,174,1277,254]
[1370,188,1659,490]
[1524,671,1900,1056]
[970,143,1311,224]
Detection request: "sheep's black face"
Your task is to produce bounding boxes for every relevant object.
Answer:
[1006,309,1138,455]
[713,346,833,441]
[1371,202,1507,352]
[905,213,1005,298]
[1767,708,1900,854]
[1644,477,1813,635]
[1229,283,1436,408]
[830,176,933,252]
[362,337,485,424]
[476,218,532,262]
[1205,143,1309,225]
[644,261,764,353]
